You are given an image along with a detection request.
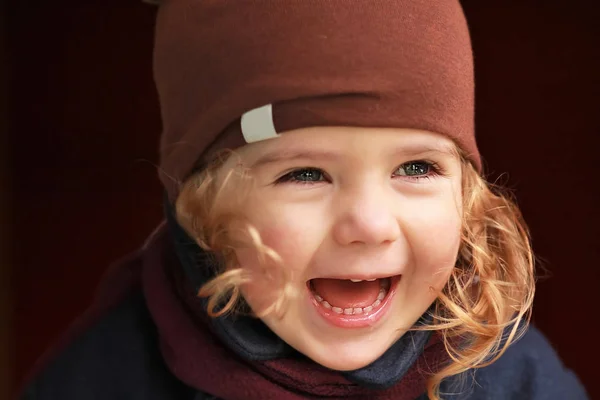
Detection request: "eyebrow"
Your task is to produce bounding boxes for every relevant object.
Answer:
[250,142,458,168]
[251,149,341,168]
[391,142,459,158]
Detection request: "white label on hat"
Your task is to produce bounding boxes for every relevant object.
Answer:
[241,104,279,143]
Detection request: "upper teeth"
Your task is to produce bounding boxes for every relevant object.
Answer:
[350,279,376,282]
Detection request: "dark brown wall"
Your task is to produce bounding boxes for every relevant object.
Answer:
[7,1,164,395]
[2,0,13,397]
[7,0,599,398]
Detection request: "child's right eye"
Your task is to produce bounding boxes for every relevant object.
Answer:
[276,168,327,184]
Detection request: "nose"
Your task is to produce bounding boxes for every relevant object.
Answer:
[332,185,401,246]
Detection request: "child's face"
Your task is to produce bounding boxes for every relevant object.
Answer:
[219,126,463,371]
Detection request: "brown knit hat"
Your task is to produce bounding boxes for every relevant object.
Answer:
[153,0,479,200]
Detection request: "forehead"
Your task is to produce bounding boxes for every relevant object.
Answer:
[236,126,459,166]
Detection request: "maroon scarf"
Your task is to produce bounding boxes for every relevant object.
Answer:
[140,222,450,399]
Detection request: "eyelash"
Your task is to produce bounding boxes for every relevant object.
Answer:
[275,160,444,185]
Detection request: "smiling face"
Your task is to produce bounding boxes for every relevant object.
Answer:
[217,126,463,371]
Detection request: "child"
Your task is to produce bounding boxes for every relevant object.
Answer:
[19,0,588,399]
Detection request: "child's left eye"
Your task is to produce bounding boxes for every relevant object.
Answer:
[393,161,438,180]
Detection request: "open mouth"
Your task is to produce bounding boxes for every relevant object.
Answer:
[307,275,401,328]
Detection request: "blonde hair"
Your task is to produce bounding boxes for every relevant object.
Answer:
[175,150,535,400]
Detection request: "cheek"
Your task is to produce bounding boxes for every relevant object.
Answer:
[406,202,462,289]
[260,224,310,264]
[259,218,321,268]
[235,206,327,308]
[240,199,327,267]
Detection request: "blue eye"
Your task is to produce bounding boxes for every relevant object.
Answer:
[394,161,434,177]
[277,168,326,184]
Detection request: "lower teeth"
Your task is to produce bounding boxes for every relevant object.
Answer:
[312,283,389,315]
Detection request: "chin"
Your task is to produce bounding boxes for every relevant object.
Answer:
[312,355,378,372]
[292,333,398,372]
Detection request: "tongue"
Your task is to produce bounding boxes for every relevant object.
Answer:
[311,278,381,308]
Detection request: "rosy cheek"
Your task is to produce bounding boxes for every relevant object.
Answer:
[412,214,461,288]
[235,223,310,310]
[259,225,293,253]
[255,211,321,261]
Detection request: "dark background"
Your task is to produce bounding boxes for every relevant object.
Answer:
[3,1,599,398]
